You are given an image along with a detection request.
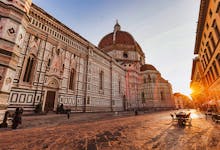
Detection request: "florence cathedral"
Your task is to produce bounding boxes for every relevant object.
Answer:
[0,0,174,115]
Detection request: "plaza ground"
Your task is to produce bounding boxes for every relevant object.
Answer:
[0,109,220,150]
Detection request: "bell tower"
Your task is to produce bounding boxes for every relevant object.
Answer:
[0,0,32,118]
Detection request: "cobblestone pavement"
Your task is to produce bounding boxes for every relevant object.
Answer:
[0,109,219,150]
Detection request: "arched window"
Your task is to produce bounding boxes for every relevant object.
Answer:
[160,91,164,100]
[87,96,90,104]
[119,80,121,93]
[62,64,65,72]
[141,92,145,103]
[123,52,128,58]
[143,77,147,83]
[148,75,151,82]
[47,59,51,67]
[99,70,104,90]
[23,56,35,82]
[69,69,75,90]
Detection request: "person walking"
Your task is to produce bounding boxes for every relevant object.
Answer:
[67,110,70,119]
[134,109,138,116]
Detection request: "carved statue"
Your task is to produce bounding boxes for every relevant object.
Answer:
[49,47,65,75]
[29,35,40,56]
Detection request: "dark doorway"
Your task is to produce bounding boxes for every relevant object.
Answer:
[45,91,56,112]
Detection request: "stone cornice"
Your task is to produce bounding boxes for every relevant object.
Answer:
[30,3,125,71]
[31,3,90,47]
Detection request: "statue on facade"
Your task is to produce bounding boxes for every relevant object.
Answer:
[49,47,65,75]
[28,35,40,56]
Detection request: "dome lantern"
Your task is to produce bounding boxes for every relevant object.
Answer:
[114,19,121,32]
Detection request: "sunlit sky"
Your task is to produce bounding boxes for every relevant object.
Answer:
[32,0,200,97]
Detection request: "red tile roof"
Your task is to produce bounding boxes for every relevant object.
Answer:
[140,64,157,71]
[98,31,135,49]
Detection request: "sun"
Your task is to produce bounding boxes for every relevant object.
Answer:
[190,87,194,94]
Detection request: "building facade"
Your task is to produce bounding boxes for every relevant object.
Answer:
[0,0,174,115]
[191,0,220,110]
[173,93,193,109]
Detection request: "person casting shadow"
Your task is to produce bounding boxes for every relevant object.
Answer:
[0,111,10,128]
[12,108,23,129]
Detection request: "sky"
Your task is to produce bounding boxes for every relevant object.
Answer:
[32,0,200,97]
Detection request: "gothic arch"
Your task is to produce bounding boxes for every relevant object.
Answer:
[69,68,76,90]
[47,77,59,89]
[22,53,37,83]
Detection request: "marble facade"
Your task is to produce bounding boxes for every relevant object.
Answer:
[0,1,174,115]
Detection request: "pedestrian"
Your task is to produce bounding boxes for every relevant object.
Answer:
[12,107,22,129]
[20,107,24,115]
[0,111,9,128]
[60,103,64,114]
[134,109,138,116]
[67,110,70,119]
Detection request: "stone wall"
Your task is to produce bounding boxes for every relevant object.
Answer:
[6,3,126,112]
[1,1,174,114]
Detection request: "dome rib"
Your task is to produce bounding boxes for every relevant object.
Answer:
[115,31,135,45]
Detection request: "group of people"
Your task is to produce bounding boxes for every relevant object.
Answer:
[0,107,23,129]
[56,103,71,119]
[1,103,71,130]
[170,111,192,127]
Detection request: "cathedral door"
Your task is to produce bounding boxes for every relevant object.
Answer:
[45,91,56,111]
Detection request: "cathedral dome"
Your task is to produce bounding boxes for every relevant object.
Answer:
[140,64,157,71]
[98,30,136,48]
[98,21,144,56]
